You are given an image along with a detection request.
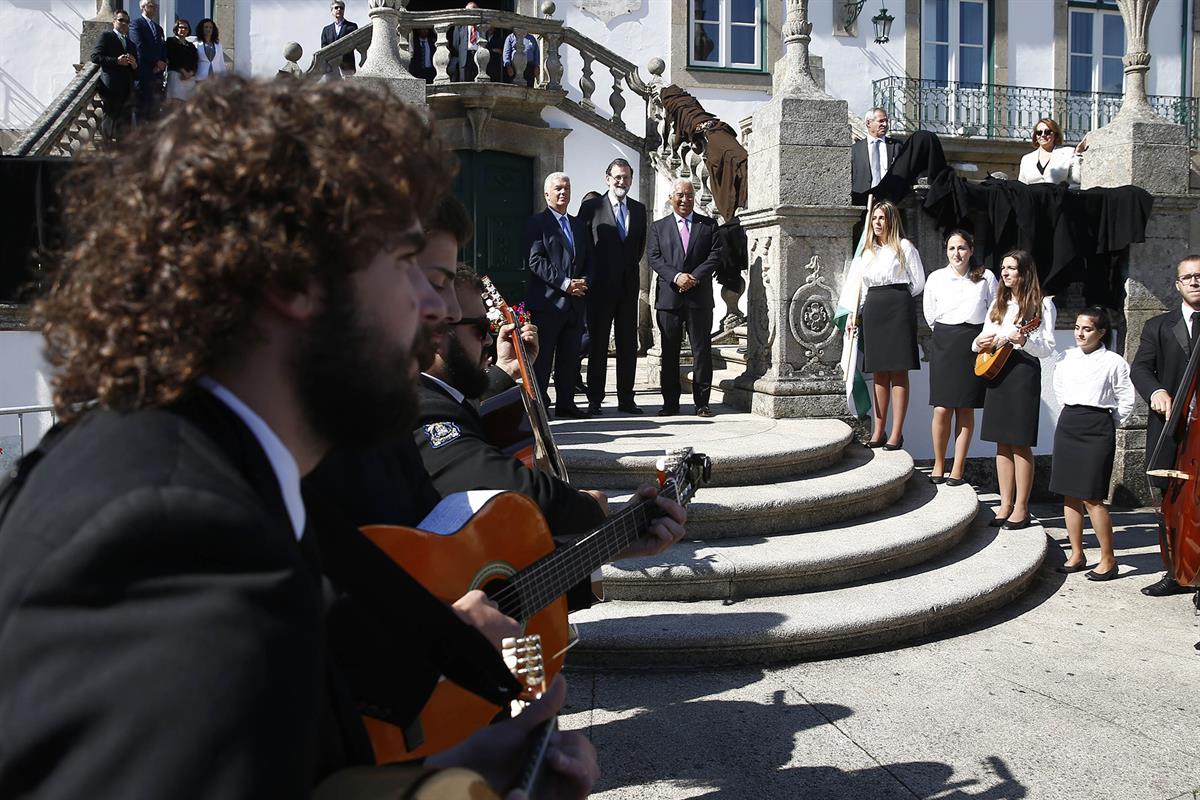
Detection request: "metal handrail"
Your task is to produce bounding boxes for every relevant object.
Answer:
[10,64,103,156]
[0,404,56,461]
[873,75,1200,149]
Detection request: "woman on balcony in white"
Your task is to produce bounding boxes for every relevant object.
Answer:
[1018,118,1088,187]
[849,200,925,452]
[192,18,225,82]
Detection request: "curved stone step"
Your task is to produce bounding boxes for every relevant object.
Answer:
[601,475,978,600]
[553,414,853,488]
[603,445,913,539]
[568,521,1048,667]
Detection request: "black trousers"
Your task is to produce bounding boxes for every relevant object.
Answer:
[99,93,133,142]
[531,306,584,410]
[657,305,712,409]
[586,281,639,407]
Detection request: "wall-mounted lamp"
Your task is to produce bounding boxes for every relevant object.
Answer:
[872,5,895,44]
[843,0,868,30]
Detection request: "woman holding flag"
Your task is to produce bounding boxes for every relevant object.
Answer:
[845,200,925,450]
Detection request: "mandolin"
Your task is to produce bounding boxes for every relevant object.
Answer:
[480,276,569,481]
[974,315,1043,379]
[360,449,711,763]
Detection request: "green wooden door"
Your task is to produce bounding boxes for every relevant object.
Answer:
[453,150,534,305]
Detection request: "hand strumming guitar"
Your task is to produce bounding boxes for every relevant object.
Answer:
[426,675,599,800]
[614,484,688,560]
[496,320,540,381]
[452,589,522,648]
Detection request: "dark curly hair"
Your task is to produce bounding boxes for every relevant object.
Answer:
[36,75,455,421]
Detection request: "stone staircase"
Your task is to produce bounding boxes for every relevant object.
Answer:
[549,401,1048,668]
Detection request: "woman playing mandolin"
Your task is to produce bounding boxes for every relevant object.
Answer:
[972,250,1056,530]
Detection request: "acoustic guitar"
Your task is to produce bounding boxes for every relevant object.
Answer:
[360,449,711,763]
[480,276,569,481]
[973,315,1042,379]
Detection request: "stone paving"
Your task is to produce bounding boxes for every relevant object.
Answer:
[561,492,1200,800]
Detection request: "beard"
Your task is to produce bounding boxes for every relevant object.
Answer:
[443,331,491,401]
[412,322,445,372]
[293,279,418,448]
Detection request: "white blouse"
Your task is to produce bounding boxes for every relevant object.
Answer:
[972,296,1057,359]
[1052,345,1135,427]
[851,239,925,306]
[1018,146,1081,187]
[923,267,997,327]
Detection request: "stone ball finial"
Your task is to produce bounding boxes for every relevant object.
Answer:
[541,1,556,17]
[647,57,665,77]
[283,42,303,63]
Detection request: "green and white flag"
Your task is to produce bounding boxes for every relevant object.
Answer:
[835,204,875,419]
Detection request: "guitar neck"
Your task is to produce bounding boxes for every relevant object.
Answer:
[503,486,676,620]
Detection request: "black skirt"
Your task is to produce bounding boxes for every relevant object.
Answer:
[928,322,986,408]
[980,350,1041,446]
[1050,405,1116,500]
[861,284,918,372]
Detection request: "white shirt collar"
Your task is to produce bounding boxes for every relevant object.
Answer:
[548,207,569,224]
[421,372,466,405]
[1182,302,1199,322]
[197,376,305,541]
[609,191,625,208]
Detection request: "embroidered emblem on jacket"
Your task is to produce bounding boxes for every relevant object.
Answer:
[424,421,462,449]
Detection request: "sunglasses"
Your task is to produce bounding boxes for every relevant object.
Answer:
[1034,129,1054,138]
[453,316,491,340]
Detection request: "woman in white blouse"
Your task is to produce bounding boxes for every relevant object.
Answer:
[849,200,925,450]
[192,18,226,82]
[1050,307,1135,581]
[972,250,1056,530]
[922,229,997,486]
[1018,117,1087,187]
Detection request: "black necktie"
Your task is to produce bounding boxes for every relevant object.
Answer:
[1190,311,1199,352]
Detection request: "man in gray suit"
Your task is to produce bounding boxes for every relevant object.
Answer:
[648,178,723,417]
[851,107,901,206]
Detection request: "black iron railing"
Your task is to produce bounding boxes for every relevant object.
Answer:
[873,75,1199,148]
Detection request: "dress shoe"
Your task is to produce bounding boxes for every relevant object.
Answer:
[659,406,679,417]
[617,402,644,414]
[1056,559,1088,574]
[946,477,967,487]
[1001,516,1032,531]
[587,404,604,416]
[864,438,887,449]
[1086,564,1120,581]
[929,475,947,485]
[882,436,905,451]
[1140,574,1191,597]
[555,405,591,420]
[695,406,715,418]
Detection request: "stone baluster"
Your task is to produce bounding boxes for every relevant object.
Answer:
[278,42,304,78]
[473,24,492,82]
[511,24,529,87]
[579,52,596,110]
[433,24,452,84]
[609,66,626,128]
[358,0,426,105]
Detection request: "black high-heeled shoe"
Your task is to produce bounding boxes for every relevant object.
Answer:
[864,438,887,449]
[929,475,947,485]
[1001,516,1032,531]
[882,436,904,451]
[1056,558,1088,574]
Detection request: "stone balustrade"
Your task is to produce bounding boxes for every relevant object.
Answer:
[10,64,104,157]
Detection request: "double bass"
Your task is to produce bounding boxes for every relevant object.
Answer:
[1145,328,1200,588]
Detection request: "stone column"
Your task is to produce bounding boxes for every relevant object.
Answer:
[1081,0,1199,504]
[727,0,858,418]
[80,1,115,65]
[356,0,427,106]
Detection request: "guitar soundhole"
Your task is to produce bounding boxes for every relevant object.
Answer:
[481,575,524,621]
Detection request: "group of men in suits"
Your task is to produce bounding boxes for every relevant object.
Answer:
[90,0,169,141]
[0,76,662,798]
[522,164,723,418]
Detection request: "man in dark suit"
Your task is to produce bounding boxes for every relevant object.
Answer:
[129,0,167,122]
[89,10,138,142]
[580,157,647,415]
[320,0,360,77]
[649,178,723,417]
[851,106,901,206]
[1131,254,1200,598]
[0,77,596,798]
[524,171,593,418]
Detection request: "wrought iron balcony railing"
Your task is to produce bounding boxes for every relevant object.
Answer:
[873,75,1199,149]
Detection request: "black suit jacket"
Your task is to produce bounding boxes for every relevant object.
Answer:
[579,192,646,303]
[0,392,346,797]
[851,136,902,199]
[1131,308,1193,478]
[321,19,360,70]
[522,208,592,315]
[90,30,137,102]
[648,212,723,311]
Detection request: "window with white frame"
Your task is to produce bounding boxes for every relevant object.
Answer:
[922,0,987,86]
[1068,7,1125,95]
[689,0,763,71]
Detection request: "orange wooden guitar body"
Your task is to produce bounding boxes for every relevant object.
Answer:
[358,492,567,763]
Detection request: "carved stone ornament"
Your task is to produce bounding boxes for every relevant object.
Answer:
[786,254,841,378]
[748,236,776,356]
[579,0,641,24]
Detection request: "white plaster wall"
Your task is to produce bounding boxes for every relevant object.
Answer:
[0,331,54,469]
[241,0,342,78]
[545,104,644,204]
[0,0,96,133]
[807,1,909,117]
